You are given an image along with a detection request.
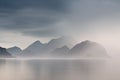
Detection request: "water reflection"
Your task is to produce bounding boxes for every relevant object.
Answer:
[0,59,107,80]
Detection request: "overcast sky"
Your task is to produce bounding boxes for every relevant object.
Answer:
[0,0,120,55]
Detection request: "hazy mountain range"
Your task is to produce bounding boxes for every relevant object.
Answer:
[0,37,108,58]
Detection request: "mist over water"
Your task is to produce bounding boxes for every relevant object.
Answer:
[0,0,119,80]
[0,58,117,80]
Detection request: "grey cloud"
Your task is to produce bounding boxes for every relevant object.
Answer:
[65,0,120,31]
[0,9,62,30]
[22,27,62,37]
[0,0,120,38]
[0,1,68,31]
[23,31,59,38]
[0,0,71,31]
[0,0,68,12]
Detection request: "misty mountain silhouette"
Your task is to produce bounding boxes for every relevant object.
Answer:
[0,47,12,58]
[20,40,45,57]
[51,46,70,57]
[44,37,70,53]
[20,37,70,57]
[69,40,108,57]
[7,46,22,56]
[3,37,108,58]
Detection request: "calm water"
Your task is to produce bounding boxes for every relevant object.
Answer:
[0,59,117,80]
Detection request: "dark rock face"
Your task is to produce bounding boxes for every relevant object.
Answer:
[69,40,108,58]
[7,46,22,56]
[0,47,12,58]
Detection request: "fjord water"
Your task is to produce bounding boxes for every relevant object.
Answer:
[0,59,115,80]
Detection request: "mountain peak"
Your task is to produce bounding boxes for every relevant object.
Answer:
[33,40,42,44]
[69,40,108,57]
[83,40,92,42]
[9,46,21,50]
[7,46,22,56]
[20,40,45,57]
[52,45,70,56]
[25,40,43,50]
[61,45,69,50]
[80,40,96,44]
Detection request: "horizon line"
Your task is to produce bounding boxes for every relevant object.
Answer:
[0,57,109,60]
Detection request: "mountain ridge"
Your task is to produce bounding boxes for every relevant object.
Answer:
[0,47,12,58]
[20,37,70,57]
[2,38,109,58]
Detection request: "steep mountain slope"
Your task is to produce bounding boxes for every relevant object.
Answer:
[7,46,22,56]
[20,40,45,57]
[0,47,12,58]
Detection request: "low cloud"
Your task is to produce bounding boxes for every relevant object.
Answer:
[0,0,71,38]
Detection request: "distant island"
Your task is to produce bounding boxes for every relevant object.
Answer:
[0,37,109,58]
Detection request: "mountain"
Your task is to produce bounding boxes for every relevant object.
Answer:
[20,37,70,57]
[7,46,22,56]
[20,40,45,57]
[0,47,12,58]
[44,37,70,53]
[69,40,108,58]
[19,38,108,58]
[52,46,70,57]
